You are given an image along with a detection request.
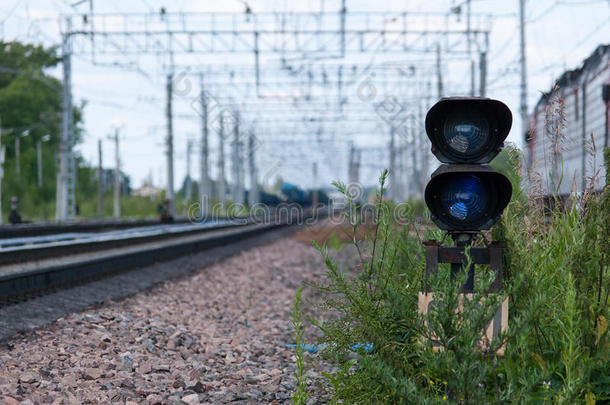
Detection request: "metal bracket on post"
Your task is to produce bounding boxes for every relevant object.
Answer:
[488,241,503,292]
[423,239,504,293]
[423,239,439,294]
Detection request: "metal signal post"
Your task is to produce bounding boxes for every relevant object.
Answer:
[419,97,512,353]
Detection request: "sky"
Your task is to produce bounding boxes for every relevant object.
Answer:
[1,0,609,193]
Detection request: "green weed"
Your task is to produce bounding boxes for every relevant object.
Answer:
[300,149,609,404]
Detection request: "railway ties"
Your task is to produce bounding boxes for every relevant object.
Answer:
[0,209,321,306]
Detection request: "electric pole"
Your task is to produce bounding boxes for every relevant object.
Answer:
[109,128,121,218]
[166,72,175,218]
[15,130,31,187]
[356,149,361,186]
[248,131,259,207]
[348,143,355,184]
[15,136,20,181]
[436,43,443,99]
[238,134,245,206]
[389,126,396,201]
[340,0,346,56]
[231,111,243,205]
[218,113,226,210]
[519,0,528,138]
[97,138,103,216]
[57,17,75,221]
[185,139,193,203]
[199,74,210,216]
[411,114,418,199]
[312,162,319,208]
[399,134,405,199]
[419,102,429,195]
[37,140,43,187]
[480,32,489,97]
[479,51,487,97]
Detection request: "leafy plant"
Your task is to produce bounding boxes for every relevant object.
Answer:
[302,146,609,403]
[292,286,310,405]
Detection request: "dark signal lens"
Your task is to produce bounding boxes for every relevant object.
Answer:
[425,167,512,230]
[443,111,490,156]
[439,175,488,222]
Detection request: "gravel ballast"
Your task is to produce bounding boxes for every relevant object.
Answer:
[0,235,332,404]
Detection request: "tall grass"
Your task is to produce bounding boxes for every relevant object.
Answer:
[302,134,609,401]
[292,287,310,405]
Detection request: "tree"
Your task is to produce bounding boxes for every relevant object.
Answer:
[0,41,87,220]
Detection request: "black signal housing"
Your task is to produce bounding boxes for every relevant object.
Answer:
[424,97,513,232]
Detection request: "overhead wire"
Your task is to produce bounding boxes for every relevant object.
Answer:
[0,0,22,24]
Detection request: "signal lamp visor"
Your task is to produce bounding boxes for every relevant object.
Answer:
[426,98,512,164]
[425,166,512,231]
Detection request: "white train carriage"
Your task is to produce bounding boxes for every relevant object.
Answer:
[525,44,609,196]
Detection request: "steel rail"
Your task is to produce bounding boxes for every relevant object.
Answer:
[0,219,254,266]
[0,221,287,305]
[0,218,195,239]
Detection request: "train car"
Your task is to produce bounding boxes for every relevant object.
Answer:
[259,191,282,206]
[258,183,328,207]
[280,183,310,205]
[525,44,609,197]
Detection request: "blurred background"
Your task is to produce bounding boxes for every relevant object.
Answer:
[0,0,608,221]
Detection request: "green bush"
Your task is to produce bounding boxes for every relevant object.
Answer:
[306,150,609,404]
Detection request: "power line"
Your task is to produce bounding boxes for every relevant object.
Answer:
[0,0,22,24]
[567,15,610,52]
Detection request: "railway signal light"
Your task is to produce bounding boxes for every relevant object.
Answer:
[424,98,513,231]
[420,98,512,346]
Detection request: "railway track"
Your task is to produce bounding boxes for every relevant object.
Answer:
[0,217,209,238]
[0,210,317,305]
[0,219,247,265]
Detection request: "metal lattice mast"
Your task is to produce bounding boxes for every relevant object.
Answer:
[248,132,259,207]
[397,136,404,201]
[110,128,121,218]
[97,139,103,216]
[166,73,175,217]
[436,42,443,99]
[410,113,419,198]
[467,0,474,96]
[389,126,396,201]
[57,17,75,221]
[519,0,528,139]
[185,139,193,203]
[55,9,491,192]
[419,102,429,196]
[199,75,210,216]
[218,113,226,210]
[237,135,245,206]
[312,162,319,207]
[479,33,488,97]
[231,111,243,204]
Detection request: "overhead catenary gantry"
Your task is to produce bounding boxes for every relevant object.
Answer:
[55,7,492,219]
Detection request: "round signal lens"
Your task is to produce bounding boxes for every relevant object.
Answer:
[440,175,488,222]
[443,110,490,156]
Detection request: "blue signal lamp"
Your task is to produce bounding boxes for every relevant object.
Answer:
[424,164,512,231]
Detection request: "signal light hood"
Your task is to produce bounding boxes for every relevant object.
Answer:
[425,97,512,164]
